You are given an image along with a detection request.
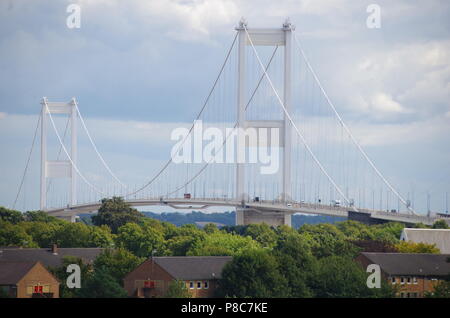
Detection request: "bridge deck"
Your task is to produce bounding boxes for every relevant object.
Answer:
[45,198,448,226]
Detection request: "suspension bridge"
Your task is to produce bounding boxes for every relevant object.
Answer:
[13,20,450,227]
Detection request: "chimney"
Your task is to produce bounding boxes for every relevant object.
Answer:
[51,244,58,255]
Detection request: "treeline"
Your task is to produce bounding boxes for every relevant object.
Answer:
[138,211,345,228]
[0,198,448,298]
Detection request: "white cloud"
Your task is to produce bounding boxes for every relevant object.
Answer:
[370,92,407,114]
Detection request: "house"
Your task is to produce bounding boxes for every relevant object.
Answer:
[356,252,450,298]
[400,228,450,253]
[0,261,60,298]
[124,256,232,298]
[0,244,104,268]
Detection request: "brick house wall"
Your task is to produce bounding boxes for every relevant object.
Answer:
[124,260,174,297]
[184,279,218,298]
[124,259,221,298]
[390,276,440,297]
[16,263,60,298]
[355,254,443,298]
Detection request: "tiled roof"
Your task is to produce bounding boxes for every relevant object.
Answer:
[361,252,450,276]
[401,228,450,254]
[153,256,232,280]
[0,247,104,268]
[0,262,36,284]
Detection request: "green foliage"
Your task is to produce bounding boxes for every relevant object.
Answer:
[298,223,358,258]
[115,222,165,257]
[164,280,192,298]
[274,232,316,297]
[166,235,198,256]
[244,223,278,248]
[218,249,289,297]
[49,256,92,298]
[432,220,449,229]
[0,220,37,247]
[20,221,62,248]
[425,280,450,298]
[187,231,261,256]
[371,222,405,244]
[336,220,376,241]
[52,222,112,248]
[76,268,128,298]
[395,241,440,253]
[92,197,143,233]
[203,223,219,234]
[93,248,143,285]
[0,206,24,224]
[310,255,395,298]
[24,210,61,223]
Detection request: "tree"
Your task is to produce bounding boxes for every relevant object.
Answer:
[310,255,395,298]
[0,220,37,247]
[93,248,143,285]
[24,210,61,223]
[217,249,289,297]
[88,225,115,248]
[203,223,219,234]
[164,280,192,298]
[187,231,261,256]
[115,222,165,257]
[298,223,358,258]
[0,206,24,224]
[49,256,92,298]
[244,223,278,249]
[336,221,375,241]
[425,280,450,298]
[20,221,61,248]
[92,197,143,233]
[371,222,405,244]
[351,240,398,253]
[395,241,440,253]
[77,268,128,298]
[274,232,316,297]
[432,220,449,229]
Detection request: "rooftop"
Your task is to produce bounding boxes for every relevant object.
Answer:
[360,252,450,276]
[0,262,37,285]
[0,247,104,268]
[401,228,450,254]
[152,256,232,280]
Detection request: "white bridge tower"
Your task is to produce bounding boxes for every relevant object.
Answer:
[40,97,78,210]
[235,19,294,226]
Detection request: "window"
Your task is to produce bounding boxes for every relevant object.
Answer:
[400,277,405,284]
[33,285,43,294]
[413,277,418,285]
[197,281,202,289]
[204,281,209,289]
[189,281,194,289]
[391,277,396,284]
[407,277,411,284]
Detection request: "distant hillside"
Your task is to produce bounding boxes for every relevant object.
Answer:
[141,211,345,229]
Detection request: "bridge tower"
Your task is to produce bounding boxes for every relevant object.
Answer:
[235,19,294,226]
[40,97,78,210]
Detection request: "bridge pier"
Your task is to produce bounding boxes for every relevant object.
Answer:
[236,207,291,227]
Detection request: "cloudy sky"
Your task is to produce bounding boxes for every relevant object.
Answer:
[0,0,449,214]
